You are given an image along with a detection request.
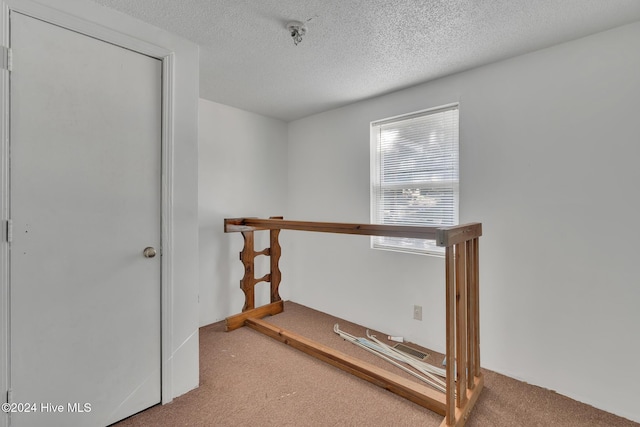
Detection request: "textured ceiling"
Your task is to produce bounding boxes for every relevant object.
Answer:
[91,0,640,121]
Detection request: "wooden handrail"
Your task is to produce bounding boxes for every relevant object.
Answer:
[225,217,437,239]
[225,217,481,244]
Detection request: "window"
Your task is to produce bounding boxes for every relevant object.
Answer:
[370,104,459,256]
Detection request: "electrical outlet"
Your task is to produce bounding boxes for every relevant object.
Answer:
[413,305,422,321]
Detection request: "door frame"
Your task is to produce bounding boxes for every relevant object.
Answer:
[0,1,191,424]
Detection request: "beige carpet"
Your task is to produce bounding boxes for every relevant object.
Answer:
[114,301,638,427]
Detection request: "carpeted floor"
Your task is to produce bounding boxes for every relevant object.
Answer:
[114,301,638,427]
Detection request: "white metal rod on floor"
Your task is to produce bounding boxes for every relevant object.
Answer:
[365,331,446,389]
[334,324,446,393]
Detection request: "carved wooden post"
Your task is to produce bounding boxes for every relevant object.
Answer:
[268,216,283,303]
[239,231,256,312]
[270,228,281,303]
[237,216,283,312]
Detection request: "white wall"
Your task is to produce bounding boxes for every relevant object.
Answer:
[199,99,288,326]
[287,21,640,422]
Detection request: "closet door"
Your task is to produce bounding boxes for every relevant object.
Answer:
[10,12,162,426]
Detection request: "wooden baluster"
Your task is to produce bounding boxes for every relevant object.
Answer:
[466,239,475,390]
[445,245,456,425]
[473,238,481,377]
[456,242,468,407]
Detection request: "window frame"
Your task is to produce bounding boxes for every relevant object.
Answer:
[370,103,459,257]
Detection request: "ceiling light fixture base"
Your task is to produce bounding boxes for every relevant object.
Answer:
[286,21,307,46]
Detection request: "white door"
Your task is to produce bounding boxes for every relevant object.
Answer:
[9,12,161,427]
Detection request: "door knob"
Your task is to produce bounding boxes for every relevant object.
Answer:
[143,247,157,258]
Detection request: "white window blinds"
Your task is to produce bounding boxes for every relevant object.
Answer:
[370,104,459,256]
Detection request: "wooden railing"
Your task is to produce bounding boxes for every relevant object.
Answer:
[441,224,482,426]
[223,217,482,427]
